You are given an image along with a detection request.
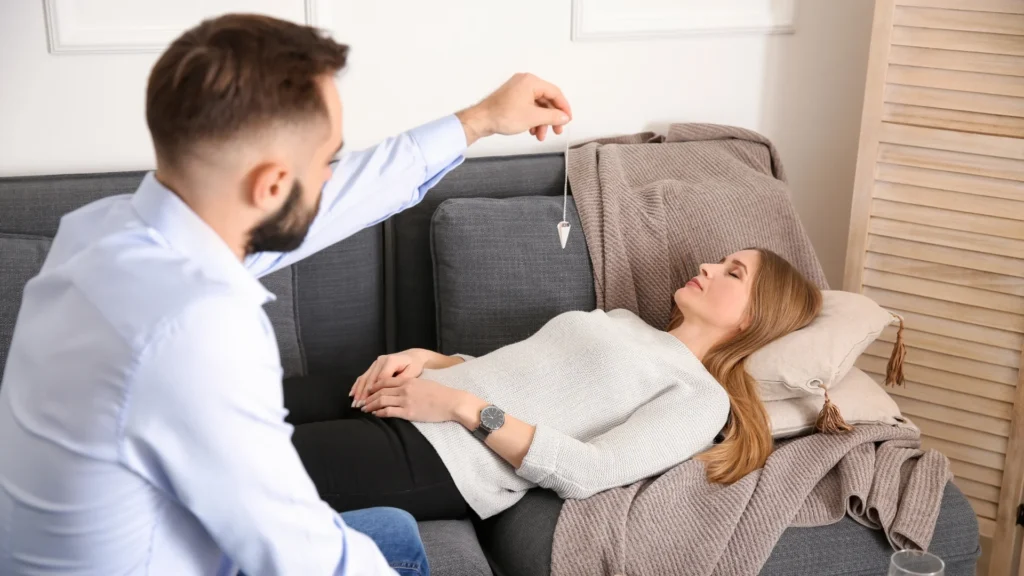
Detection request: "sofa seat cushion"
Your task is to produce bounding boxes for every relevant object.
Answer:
[419,519,491,576]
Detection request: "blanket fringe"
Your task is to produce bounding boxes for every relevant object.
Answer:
[886,315,906,387]
[815,389,852,434]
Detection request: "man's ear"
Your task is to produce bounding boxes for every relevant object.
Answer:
[247,162,291,213]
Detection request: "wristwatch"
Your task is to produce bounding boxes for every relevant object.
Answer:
[472,405,506,441]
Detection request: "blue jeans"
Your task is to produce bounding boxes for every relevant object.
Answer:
[342,507,430,576]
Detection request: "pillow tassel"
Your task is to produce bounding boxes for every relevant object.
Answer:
[815,389,852,434]
[885,315,906,387]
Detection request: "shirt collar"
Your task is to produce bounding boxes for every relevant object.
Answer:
[131,172,275,306]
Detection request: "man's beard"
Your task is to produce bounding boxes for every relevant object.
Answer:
[246,180,319,255]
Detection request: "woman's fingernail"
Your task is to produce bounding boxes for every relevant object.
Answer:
[351,399,356,408]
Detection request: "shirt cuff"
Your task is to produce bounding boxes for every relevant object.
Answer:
[515,423,562,485]
[407,114,468,183]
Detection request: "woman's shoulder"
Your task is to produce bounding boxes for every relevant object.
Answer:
[546,308,647,329]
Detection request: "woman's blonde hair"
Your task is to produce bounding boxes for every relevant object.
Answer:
[667,248,821,484]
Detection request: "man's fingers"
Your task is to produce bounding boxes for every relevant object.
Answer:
[535,125,549,141]
[529,77,572,120]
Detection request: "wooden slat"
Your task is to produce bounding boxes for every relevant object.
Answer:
[862,268,1024,313]
[869,217,1024,259]
[892,26,1024,56]
[866,340,1019,386]
[968,495,1001,519]
[955,476,1004,503]
[879,122,1024,160]
[950,457,1005,487]
[846,0,900,294]
[865,251,1024,296]
[883,102,1024,138]
[875,163,1024,203]
[913,416,1009,453]
[864,286,1024,334]
[866,369,1016,418]
[872,199,1024,242]
[878,326,1021,368]
[866,235,1024,278]
[889,45,1024,77]
[896,0,1024,15]
[868,307,1024,352]
[922,435,1006,469]
[885,84,1024,118]
[980,518,997,539]
[874,182,1024,221]
[877,143,1024,180]
[893,395,1013,438]
[894,6,1024,35]
[888,64,1024,98]
[860,354,1016,402]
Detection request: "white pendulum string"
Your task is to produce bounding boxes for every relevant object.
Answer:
[557,133,571,249]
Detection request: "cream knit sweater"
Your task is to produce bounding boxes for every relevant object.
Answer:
[414,309,730,519]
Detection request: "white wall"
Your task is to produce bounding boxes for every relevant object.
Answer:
[0,0,874,286]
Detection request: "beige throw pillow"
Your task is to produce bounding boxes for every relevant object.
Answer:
[767,367,912,439]
[748,290,903,402]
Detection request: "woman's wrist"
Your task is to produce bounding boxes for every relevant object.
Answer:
[452,392,489,430]
[421,350,465,370]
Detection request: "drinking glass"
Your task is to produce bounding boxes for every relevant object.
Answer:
[888,550,944,576]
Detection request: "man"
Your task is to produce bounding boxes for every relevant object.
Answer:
[0,13,571,576]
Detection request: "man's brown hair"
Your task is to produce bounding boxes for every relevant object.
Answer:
[146,14,349,168]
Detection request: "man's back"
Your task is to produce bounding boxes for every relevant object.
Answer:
[0,188,278,574]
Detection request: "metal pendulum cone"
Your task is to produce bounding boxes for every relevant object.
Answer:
[557,220,571,249]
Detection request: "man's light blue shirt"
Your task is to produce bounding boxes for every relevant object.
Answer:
[0,116,467,575]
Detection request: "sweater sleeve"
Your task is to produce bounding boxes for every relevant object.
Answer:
[515,380,730,500]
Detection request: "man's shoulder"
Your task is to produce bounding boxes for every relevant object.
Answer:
[42,214,252,350]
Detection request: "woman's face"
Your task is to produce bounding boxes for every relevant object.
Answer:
[673,249,761,333]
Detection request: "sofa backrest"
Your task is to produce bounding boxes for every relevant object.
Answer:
[0,154,566,384]
[0,171,387,385]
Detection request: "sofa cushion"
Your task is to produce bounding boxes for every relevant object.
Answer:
[430,196,595,356]
[0,234,51,375]
[419,519,492,576]
[391,154,566,353]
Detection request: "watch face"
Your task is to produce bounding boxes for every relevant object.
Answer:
[480,406,505,431]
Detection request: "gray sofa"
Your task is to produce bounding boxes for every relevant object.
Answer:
[0,153,980,575]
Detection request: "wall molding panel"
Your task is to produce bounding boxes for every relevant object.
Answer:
[571,0,796,41]
[43,0,333,55]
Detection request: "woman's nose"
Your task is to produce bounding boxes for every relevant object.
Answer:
[699,263,712,277]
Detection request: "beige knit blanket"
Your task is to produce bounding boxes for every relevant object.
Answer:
[551,425,951,576]
[567,124,830,330]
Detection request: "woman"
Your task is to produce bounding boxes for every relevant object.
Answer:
[286,248,821,521]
